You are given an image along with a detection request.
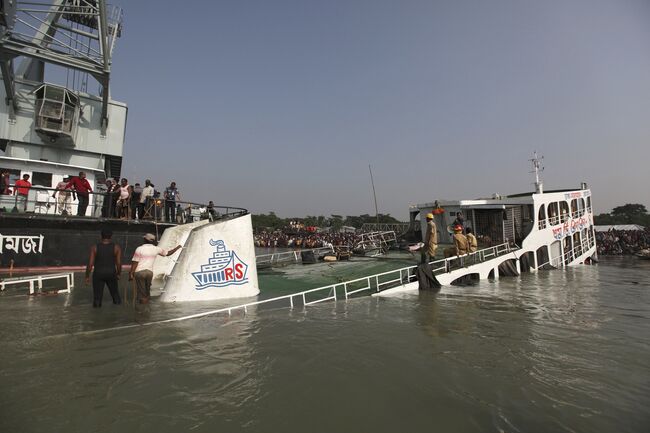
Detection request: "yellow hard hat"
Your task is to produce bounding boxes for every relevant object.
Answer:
[426,213,434,219]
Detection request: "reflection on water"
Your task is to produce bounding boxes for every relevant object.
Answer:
[1,257,649,432]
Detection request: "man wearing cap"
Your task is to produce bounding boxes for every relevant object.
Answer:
[422,213,438,264]
[52,176,72,215]
[129,233,181,304]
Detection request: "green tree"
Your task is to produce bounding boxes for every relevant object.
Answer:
[611,204,648,224]
[252,212,286,231]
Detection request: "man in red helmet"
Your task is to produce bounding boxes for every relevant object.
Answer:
[453,224,469,258]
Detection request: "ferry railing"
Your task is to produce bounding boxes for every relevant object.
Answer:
[544,205,592,229]
[256,246,335,266]
[1,184,247,223]
[0,272,74,295]
[185,242,517,319]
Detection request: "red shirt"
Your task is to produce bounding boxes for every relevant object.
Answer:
[65,176,92,194]
[14,179,31,196]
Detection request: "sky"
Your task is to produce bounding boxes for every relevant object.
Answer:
[109,0,650,220]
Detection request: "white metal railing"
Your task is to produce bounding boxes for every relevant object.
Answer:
[0,272,74,295]
[256,246,335,266]
[544,206,592,228]
[165,242,517,322]
[540,236,595,268]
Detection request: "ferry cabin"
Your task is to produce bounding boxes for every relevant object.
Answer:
[410,185,596,268]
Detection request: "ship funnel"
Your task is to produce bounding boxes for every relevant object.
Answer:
[152,214,259,302]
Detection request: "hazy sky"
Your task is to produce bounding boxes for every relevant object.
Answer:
[112,0,650,219]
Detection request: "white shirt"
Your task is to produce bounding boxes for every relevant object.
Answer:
[141,185,154,203]
[132,244,167,272]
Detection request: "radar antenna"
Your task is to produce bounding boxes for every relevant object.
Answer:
[530,151,544,194]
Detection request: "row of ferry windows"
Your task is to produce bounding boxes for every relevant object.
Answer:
[537,196,592,229]
[0,169,54,188]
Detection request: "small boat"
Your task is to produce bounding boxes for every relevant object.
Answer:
[635,249,650,260]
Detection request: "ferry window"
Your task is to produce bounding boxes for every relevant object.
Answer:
[548,202,559,226]
[0,168,21,185]
[579,198,585,216]
[573,232,582,257]
[31,172,52,187]
[560,202,570,223]
[570,199,578,218]
[586,197,592,212]
[537,205,546,229]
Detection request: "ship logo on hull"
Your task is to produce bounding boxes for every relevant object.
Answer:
[192,239,249,290]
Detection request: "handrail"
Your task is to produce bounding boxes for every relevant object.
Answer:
[1,184,247,222]
[256,246,335,265]
[0,272,74,295]
[166,242,517,322]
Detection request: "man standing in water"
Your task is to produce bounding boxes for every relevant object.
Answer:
[422,213,438,264]
[85,228,122,307]
[129,233,181,304]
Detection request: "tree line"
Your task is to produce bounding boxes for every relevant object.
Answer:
[593,203,649,227]
[252,212,404,231]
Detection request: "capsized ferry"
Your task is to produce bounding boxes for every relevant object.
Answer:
[400,155,597,286]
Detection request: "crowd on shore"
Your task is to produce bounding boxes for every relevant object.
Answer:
[254,230,361,249]
[595,228,650,255]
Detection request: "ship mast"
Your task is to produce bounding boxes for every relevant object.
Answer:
[369,164,380,225]
[530,151,544,194]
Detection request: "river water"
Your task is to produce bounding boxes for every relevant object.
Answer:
[1,256,649,432]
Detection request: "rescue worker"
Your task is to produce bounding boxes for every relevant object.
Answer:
[466,227,478,253]
[453,224,469,258]
[422,213,438,264]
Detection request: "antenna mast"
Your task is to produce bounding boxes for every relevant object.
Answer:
[530,151,544,194]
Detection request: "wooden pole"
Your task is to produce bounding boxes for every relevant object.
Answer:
[369,164,379,226]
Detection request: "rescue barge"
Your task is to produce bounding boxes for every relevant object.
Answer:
[0,1,248,275]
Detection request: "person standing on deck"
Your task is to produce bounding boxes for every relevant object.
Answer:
[66,171,92,216]
[453,225,469,257]
[421,213,438,264]
[52,176,72,215]
[85,228,122,307]
[164,181,180,223]
[13,173,31,211]
[129,233,181,304]
[466,227,478,253]
[1,170,12,195]
[131,182,142,220]
[453,211,465,233]
[116,178,132,219]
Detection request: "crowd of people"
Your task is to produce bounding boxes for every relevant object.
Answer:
[254,229,361,249]
[1,170,221,224]
[595,229,650,255]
